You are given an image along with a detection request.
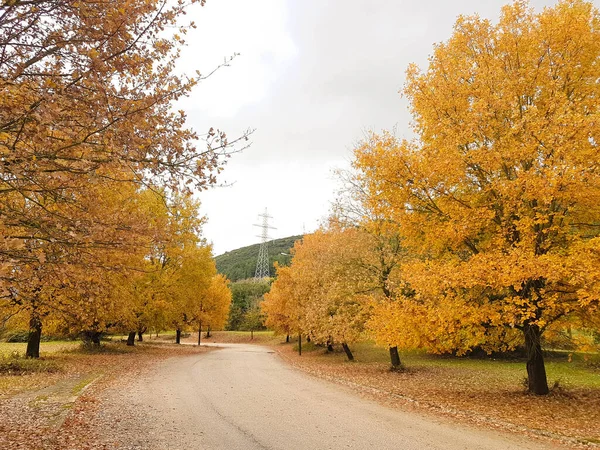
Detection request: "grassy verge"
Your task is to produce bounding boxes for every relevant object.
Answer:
[0,340,80,357]
[183,330,283,345]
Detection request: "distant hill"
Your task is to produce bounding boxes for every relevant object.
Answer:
[215,235,303,282]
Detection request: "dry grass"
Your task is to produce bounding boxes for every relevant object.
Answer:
[181,329,284,345]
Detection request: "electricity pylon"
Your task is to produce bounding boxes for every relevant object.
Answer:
[253,208,276,280]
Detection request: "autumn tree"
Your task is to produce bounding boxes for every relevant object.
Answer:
[7,180,158,355]
[334,170,413,369]
[266,227,372,360]
[263,264,300,343]
[0,1,248,351]
[195,274,231,344]
[355,0,600,394]
[134,193,210,344]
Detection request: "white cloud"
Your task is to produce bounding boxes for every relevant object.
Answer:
[177,0,297,118]
[176,0,585,256]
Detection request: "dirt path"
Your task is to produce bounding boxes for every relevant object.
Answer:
[84,343,560,450]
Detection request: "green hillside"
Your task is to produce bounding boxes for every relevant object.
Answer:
[215,235,303,282]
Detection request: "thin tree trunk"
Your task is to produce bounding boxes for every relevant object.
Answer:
[198,322,202,346]
[90,332,101,346]
[298,333,302,356]
[137,330,143,342]
[327,337,334,352]
[251,329,254,340]
[127,331,136,346]
[205,327,211,338]
[176,329,181,344]
[285,334,290,343]
[25,312,42,358]
[342,342,354,361]
[306,335,311,343]
[389,346,401,369]
[523,324,549,395]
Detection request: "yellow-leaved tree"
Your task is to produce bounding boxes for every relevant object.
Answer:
[262,264,300,343]
[266,226,372,360]
[195,274,232,345]
[355,0,600,394]
[334,170,414,369]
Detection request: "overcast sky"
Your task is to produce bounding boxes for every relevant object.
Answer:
[175,0,591,256]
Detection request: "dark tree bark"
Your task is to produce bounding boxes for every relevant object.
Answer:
[25,312,42,358]
[285,334,290,343]
[250,329,254,340]
[306,335,311,343]
[389,346,401,369]
[91,332,101,346]
[176,329,181,344]
[127,331,136,346]
[327,338,334,352]
[198,322,202,346]
[82,331,102,347]
[137,330,144,342]
[342,343,354,361]
[523,324,549,395]
[205,327,211,338]
[298,334,302,356]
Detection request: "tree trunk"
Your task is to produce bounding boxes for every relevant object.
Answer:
[389,346,401,369]
[176,329,181,344]
[198,322,202,346]
[91,332,101,346]
[523,324,549,395]
[127,331,136,346]
[251,329,254,340]
[205,327,211,338]
[25,312,42,358]
[286,334,290,343]
[342,342,354,361]
[306,335,311,343]
[327,337,334,352]
[137,330,143,342]
[298,334,302,356]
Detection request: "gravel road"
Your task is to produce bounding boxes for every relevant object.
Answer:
[93,343,557,450]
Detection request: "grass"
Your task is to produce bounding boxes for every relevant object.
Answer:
[191,330,284,345]
[71,374,100,395]
[292,340,600,388]
[0,354,60,375]
[0,340,80,357]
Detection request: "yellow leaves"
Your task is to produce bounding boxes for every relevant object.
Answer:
[347,0,600,356]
